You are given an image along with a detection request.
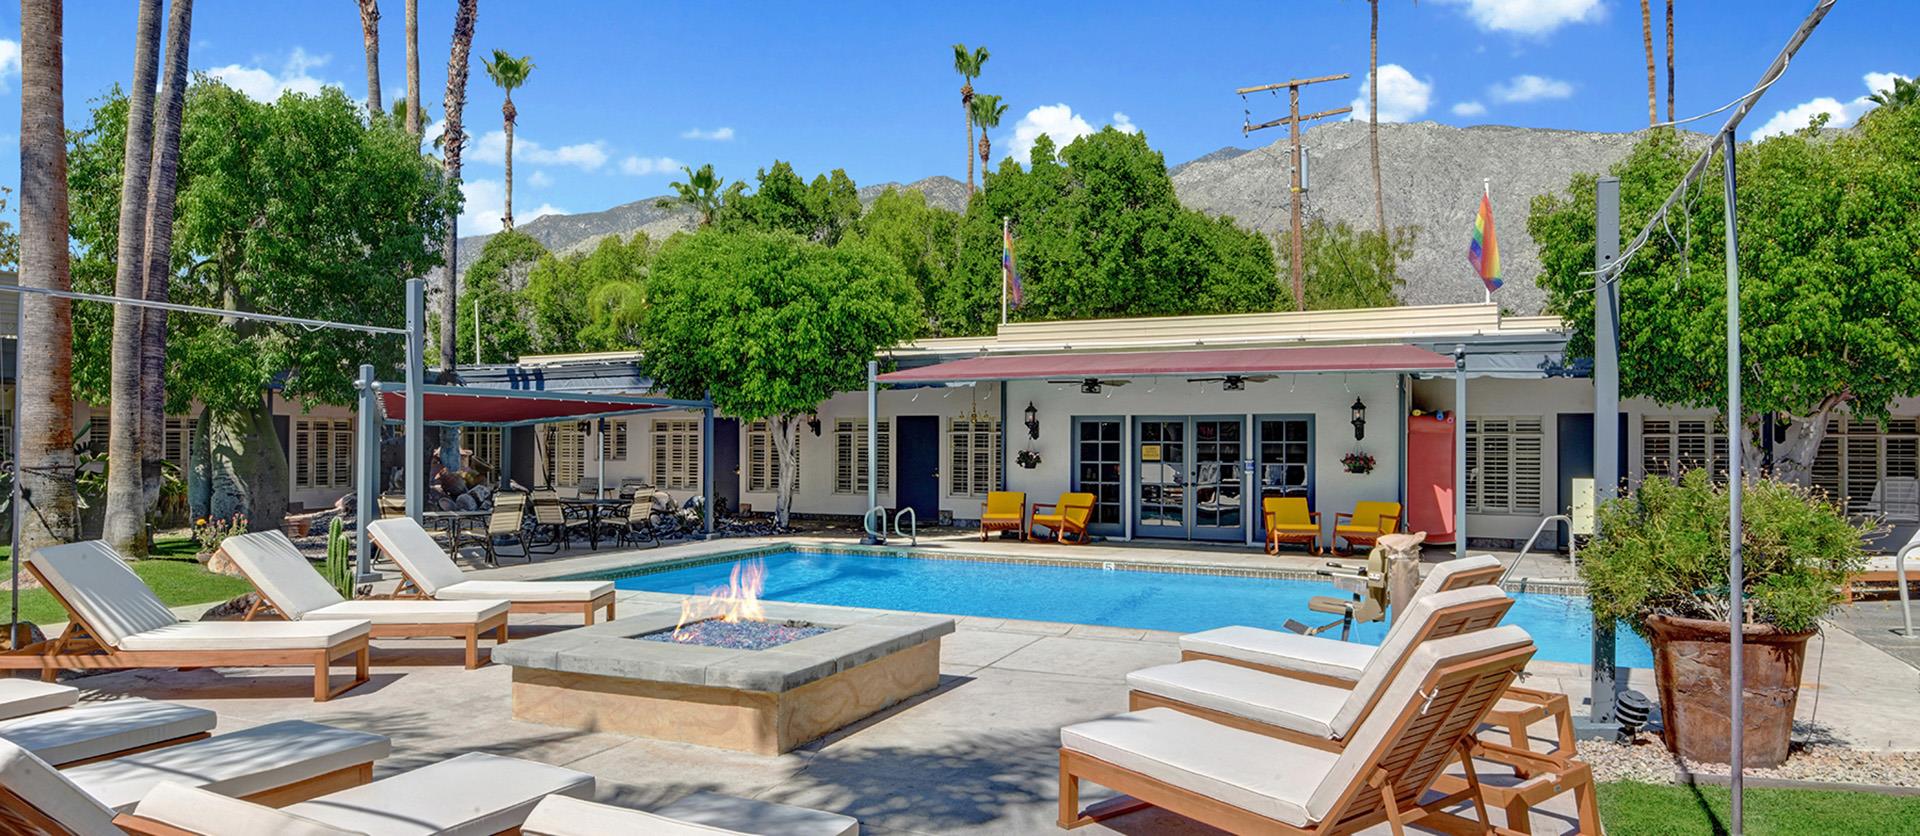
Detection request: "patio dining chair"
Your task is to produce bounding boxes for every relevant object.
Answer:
[614,493,663,548]
[531,491,589,550]
[479,490,540,565]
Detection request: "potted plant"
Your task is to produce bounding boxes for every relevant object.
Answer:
[1580,470,1869,767]
[1015,450,1043,470]
[1340,452,1374,474]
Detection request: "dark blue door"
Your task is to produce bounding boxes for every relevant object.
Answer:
[896,416,941,523]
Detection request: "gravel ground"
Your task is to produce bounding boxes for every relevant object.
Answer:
[1579,733,1920,787]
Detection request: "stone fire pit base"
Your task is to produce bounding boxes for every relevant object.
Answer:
[495,599,954,755]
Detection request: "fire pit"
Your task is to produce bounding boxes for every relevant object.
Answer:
[495,559,953,755]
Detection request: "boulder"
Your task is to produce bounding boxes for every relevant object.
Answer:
[199,591,260,621]
[454,492,479,512]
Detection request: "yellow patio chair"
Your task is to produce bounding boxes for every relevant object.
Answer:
[1331,500,1401,556]
[1030,492,1096,544]
[980,491,1028,541]
[1262,496,1321,555]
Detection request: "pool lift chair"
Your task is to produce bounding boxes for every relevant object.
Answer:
[1286,542,1391,641]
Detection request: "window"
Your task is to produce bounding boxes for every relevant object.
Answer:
[600,420,628,461]
[1640,417,1730,484]
[1465,417,1544,516]
[746,420,798,493]
[87,418,109,452]
[468,427,503,478]
[543,424,587,487]
[948,418,1001,498]
[833,419,891,493]
[163,417,196,471]
[651,419,702,489]
[1813,417,1919,518]
[1076,419,1124,528]
[291,418,353,490]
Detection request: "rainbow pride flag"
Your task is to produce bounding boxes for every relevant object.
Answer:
[1468,190,1502,293]
[1002,219,1024,309]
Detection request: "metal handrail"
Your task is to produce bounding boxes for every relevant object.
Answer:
[894,507,918,546]
[861,506,887,544]
[1897,529,1920,637]
[1497,514,1576,587]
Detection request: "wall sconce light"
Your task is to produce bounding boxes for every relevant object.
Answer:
[806,414,822,436]
[1024,402,1040,440]
[1350,397,1367,441]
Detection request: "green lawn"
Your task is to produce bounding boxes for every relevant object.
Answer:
[1599,781,1920,835]
[2,534,254,628]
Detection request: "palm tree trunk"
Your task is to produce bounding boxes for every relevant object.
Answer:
[502,97,514,231]
[139,0,194,521]
[963,86,975,195]
[103,0,163,556]
[438,0,478,468]
[404,0,420,138]
[979,134,991,174]
[18,0,79,550]
[1641,0,1656,126]
[358,0,381,118]
[1665,0,1675,122]
[1368,0,1386,241]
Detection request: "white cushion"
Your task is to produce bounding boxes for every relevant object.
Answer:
[0,678,79,721]
[132,781,369,836]
[523,795,744,836]
[1179,626,1375,683]
[220,530,347,619]
[1127,661,1347,739]
[1861,553,1920,574]
[369,518,468,594]
[1328,585,1510,737]
[1061,707,1335,827]
[0,698,216,766]
[65,719,392,813]
[28,541,181,646]
[436,580,613,604]
[654,791,860,836]
[306,599,509,625]
[1414,554,1504,597]
[283,752,593,836]
[117,619,371,652]
[0,738,121,834]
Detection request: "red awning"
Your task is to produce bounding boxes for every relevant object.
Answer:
[877,344,1454,384]
[377,388,678,426]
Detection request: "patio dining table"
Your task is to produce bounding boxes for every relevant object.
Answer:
[560,498,631,551]
[421,509,490,559]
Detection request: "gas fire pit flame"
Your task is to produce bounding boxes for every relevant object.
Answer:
[673,559,767,640]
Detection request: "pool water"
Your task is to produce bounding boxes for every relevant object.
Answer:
[608,550,1653,668]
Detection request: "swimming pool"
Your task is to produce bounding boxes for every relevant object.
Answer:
[601,549,1653,667]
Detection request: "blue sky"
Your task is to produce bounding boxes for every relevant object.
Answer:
[1,1,1913,235]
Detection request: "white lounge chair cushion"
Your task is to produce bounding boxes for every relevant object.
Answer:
[1127,660,1348,739]
[653,791,861,836]
[0,697,216,766]
[0,738,121,834]
[1860,553,1920,574]
[1179,626,1375,683]
[29,541,181,646]
[1062,707,1334,827]
[523,795,742,836]
[116,618,371,652]
[1328,586,1510,737]
[436,579,613,604]
[369,518,469,594]
[282,751,593,835]
[65,719,392,813]
[0,678,79,721]
[1414,554,1504,597]
[219,530,350,618]
[305,598,509,625]
[132,781,369,836]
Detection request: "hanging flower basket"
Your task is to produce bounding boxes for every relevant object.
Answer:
[1340,452,1375,474]
[1015,450,1043,470]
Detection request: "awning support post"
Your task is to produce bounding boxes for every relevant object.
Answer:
[864,361,882,545]
[1591,175,1622,727]
[703,392,716,539]
[354,364,376,579]
[1453,345,1467,561]
[499,428,513,491]
[404,278,425,522]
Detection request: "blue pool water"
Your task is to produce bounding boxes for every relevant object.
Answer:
[608,550,1653,668]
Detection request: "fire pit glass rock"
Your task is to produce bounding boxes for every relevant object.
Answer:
[642,619,833,650]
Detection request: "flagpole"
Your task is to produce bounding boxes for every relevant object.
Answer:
[1482,179,1492,305]
[1000,216,1010,326]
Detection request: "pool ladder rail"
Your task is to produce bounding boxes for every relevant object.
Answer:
[1495,514,1578,588]
[860,506,918,546]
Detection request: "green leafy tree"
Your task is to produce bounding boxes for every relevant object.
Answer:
[455,229,547,363]
[658,163,726,227]
[482,49,534,230]
[1296,219,1413,311]
[1530,115,1920,486]
[68,80,456,528]
[846,188,961,333]
[716,161,862,246]
[522,233,654,353]
[638,230,919,526]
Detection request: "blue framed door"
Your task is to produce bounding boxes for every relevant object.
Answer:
[1073,417,1125,536]
[1254,415,1314,543]
[895,416,941,522]
[1134,416,1246,542]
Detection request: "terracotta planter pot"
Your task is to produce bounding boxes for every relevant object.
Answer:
[1645,614,1813,769]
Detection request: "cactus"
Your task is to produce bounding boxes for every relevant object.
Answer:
[325,517,355,598]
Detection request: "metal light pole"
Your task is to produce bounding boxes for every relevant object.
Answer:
[1591,176,1621,727]
[1453,345,1467,561]
[1721,128,1748,830]
[404,278,426,521]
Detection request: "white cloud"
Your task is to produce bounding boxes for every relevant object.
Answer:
[205,47,342,101]
[1437,0,1604,36]
[1752,71,1910,139]
[1451,100,1488,117]
[527,170,553,188]
[1349,65,1433,123]
[1004,104,1137,162]
[0,39,19,93]
[1111,112,1139,134]
[680,126,735,141]
[469,130,609,171]
[458,177,565,235]
[1489,74,1574,103]
[620,155,684,176]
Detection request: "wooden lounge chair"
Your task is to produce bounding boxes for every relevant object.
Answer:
[220,530,510,670]
[521,791,861,836]
[1060,627,1538,834]
[980,491,1027,541]
[0,720,390,831]
[0,680,216,768]
[1329,500,1401,556]
[1030,492,1095,544]
[0,542,370,702]
[1263,497,1322,555]
[1843,528,1920,601]
[369,518,617,624]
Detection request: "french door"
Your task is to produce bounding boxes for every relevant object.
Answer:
[1134,416,1245,541]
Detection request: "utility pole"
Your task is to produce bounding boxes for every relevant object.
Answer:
[1237,73,1351,310]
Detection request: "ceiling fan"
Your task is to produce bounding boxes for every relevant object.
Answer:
[1184,374,1274,391]
[1047,377,1132,394]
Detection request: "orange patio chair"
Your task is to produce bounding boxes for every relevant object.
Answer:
[1030,492,1095,544]
[1262,496,1321,555]
[1331,500,1401,556]
[980,491,1027,541]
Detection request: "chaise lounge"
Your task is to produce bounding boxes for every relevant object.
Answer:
[0,680,216,768]
[369,517,617,626]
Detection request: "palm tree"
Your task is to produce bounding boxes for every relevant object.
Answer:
[103,0,163,556]
[952,44,989,195]
[657,164,726,227]
[358,0,381,118]
[18,0,79,550]
[138,0,195,520]
[438,0,477,472]
[1867,76,1919,110]
[404,0,421,138]
[970,93,1007,174]
[1640,0,1656,126]
[1664,0,1674,122]
[1367,0,1387,241]
[482,50,534,231]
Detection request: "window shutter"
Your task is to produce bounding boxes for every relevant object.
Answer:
[1512,418,1544,515]
[332,424,353,488]
[293,421,312,488]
